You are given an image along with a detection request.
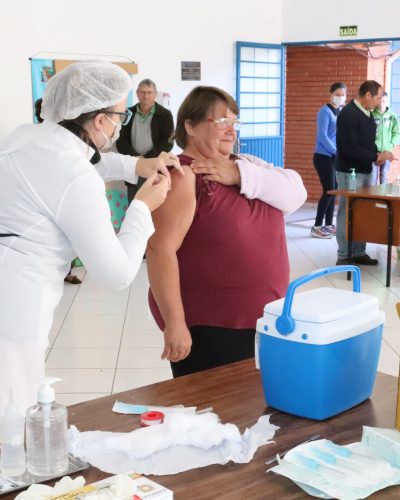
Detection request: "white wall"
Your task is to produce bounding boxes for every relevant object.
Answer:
[283,0,400,43]
[0,0,282,138]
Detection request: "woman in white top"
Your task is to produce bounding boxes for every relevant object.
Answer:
[0,61,182,414]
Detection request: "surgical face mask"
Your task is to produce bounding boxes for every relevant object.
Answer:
[100,115,121,151]
[331,95,346,107]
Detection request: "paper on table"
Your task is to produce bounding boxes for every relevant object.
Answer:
[15,476,85,499]
[68,412,279,475]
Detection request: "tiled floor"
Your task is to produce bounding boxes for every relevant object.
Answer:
[46,203,400,406]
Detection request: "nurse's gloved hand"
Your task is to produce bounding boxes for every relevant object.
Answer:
[136,152,184,186]
[135,173,170,212]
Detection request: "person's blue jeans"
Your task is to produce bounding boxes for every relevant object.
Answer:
[336,171,372,259]
[371,160,391,185]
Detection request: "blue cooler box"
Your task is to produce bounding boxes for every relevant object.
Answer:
[256,266,385,420]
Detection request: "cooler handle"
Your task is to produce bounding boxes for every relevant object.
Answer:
[275,265,361,335]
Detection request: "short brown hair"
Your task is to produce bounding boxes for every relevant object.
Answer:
[175,86,239,149]
[359,80,382,97]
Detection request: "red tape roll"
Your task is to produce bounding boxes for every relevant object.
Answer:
[140,411,165,426]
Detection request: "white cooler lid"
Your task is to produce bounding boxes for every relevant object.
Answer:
[264,287,379,324]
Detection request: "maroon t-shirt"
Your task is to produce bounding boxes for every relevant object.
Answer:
[149,154,289,330]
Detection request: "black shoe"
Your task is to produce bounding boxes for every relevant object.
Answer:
[336,258,354,265]
[352,254,378,266]
[64,274,82,285]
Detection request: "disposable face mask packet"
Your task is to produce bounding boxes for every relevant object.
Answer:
[362,425,400,468]
[112,401,199,415]
[269,438,400,500]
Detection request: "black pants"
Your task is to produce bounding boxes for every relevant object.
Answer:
[126,177,146,204]
[171,325,255,378]
[313,153,337,227]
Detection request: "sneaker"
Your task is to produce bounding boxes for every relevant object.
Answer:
[336,257,354,265]
[352,254,378,266]
[324,225,336,235]
[64,274,82,285]
[311,226,333,239]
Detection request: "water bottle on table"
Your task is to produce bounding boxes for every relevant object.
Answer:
[0,390,26,477]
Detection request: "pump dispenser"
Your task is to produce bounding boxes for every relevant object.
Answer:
[0,390,26,476]
[349,168,357,191]
[26,377,69,476]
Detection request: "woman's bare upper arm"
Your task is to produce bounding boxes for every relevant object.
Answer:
[148,165,197,253]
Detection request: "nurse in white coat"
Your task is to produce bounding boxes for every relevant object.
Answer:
[0,61,181,414]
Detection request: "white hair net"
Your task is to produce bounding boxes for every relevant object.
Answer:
[41,61,132,123]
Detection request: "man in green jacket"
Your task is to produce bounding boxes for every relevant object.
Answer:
[372,91,400,184]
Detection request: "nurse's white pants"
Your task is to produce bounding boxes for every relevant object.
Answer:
[0,287,61,415]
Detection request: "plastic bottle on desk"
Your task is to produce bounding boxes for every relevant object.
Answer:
[393,173,400,195]
[26,378,69,476]
[349,168,357,191]
[0,391,26,477]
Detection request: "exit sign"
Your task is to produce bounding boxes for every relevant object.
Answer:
[339,25,358,37]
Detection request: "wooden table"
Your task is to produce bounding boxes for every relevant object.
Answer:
[329,184,400,287]
[5,360,400,499]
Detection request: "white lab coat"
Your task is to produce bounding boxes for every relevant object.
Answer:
[0,122,154,413]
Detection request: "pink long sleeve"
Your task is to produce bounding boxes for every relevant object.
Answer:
[236,154,307,215]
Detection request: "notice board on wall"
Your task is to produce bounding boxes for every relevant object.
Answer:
[181,61,201,81]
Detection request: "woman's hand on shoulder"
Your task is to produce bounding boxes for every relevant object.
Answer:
[162,322,192,362]
[189,158,241,186]
[135,152,184,184]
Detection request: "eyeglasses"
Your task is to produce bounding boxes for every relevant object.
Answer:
[206,117,241,131]
[104,108,133,126]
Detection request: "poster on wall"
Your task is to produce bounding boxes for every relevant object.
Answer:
[181,61,201,81]
[30,58,136,123]
[30,58,54,122]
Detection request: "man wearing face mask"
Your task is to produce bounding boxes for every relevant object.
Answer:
[311,82,346,239]
[335,80,394,266]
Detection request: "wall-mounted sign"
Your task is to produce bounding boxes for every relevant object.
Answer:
[181,61,201,81]
[339,25,358,37]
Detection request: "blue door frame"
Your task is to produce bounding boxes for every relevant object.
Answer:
[236,41,285,166]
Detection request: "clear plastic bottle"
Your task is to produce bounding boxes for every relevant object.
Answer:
[0,391,26,477]
[393,173,400,194]
[349,168,357,191]
[25,378,69,476]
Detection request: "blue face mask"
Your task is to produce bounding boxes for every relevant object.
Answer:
[112,401,150,414]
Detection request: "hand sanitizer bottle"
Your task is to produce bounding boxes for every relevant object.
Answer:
[0,390,26,477]
[26,378,69,476]
[394,173,400,194]
[349,168,357,191]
